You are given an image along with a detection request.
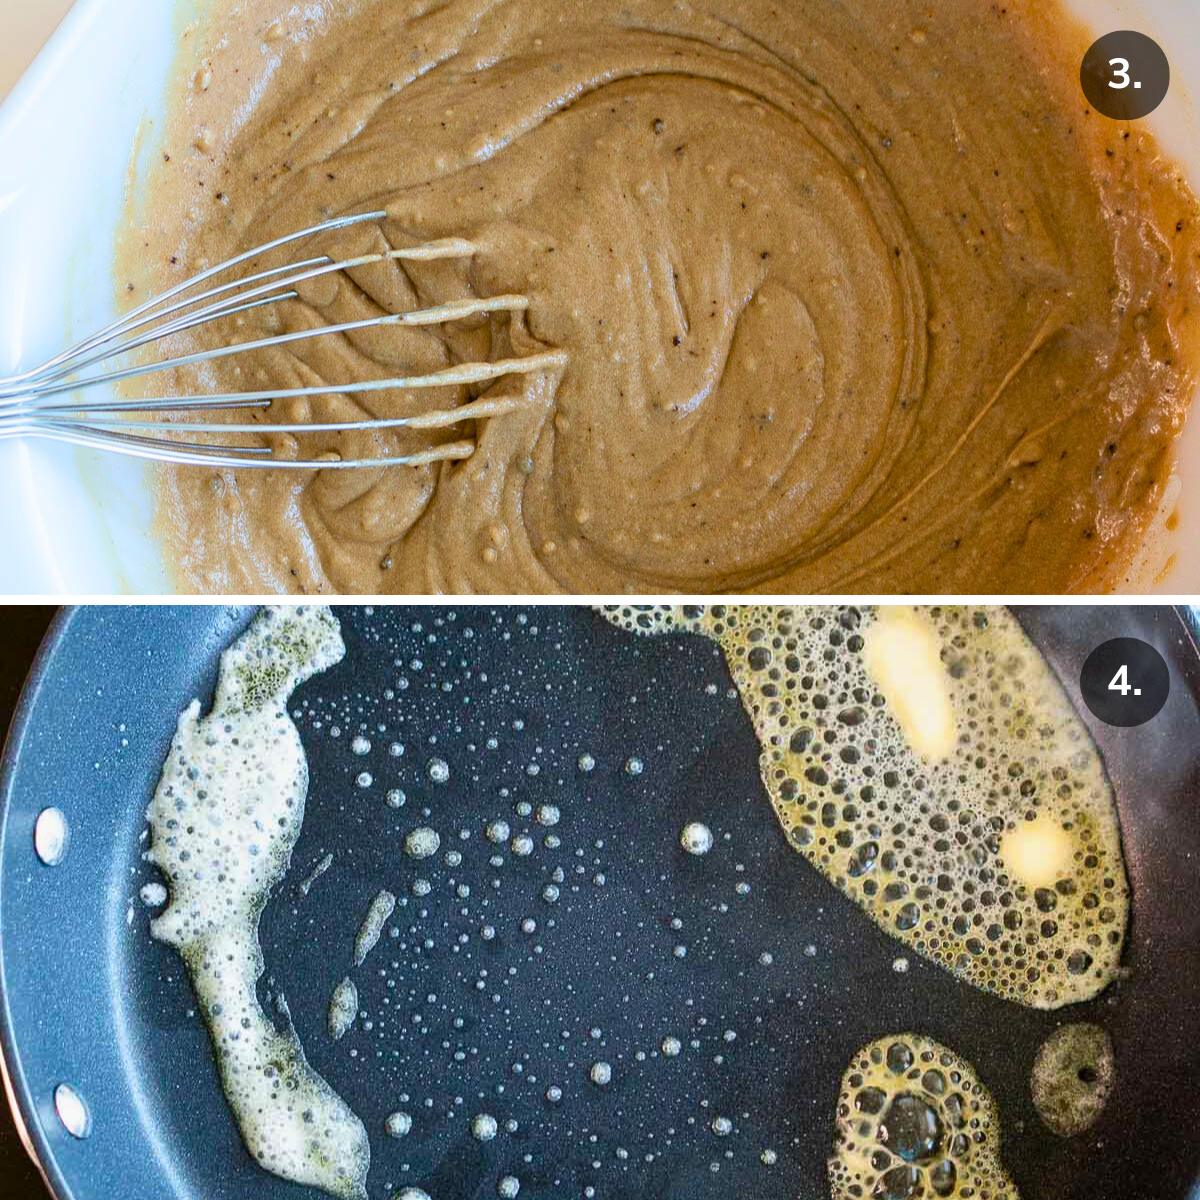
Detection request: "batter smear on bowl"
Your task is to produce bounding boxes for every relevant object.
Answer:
[126,0,1200,594]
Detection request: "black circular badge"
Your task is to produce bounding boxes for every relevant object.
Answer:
[1081,31,1170,120]
[1079,637,1169,728]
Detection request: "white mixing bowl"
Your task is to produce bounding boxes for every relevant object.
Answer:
[0,0,1197,595]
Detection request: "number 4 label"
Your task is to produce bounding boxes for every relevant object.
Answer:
[1081,636,1168,727]
[1108,664,1141,697]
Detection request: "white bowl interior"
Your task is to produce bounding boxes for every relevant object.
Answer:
[0,0,182,594]
[0,0,1196,594]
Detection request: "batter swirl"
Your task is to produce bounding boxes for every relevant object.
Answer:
[129,0,1200,594]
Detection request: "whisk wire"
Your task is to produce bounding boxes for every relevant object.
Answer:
[0,213,562,468]
[27,353,562,417]
[37,422,477,470]
[27,241,481,393]
[20,295,534,405]
[12,210,389,387]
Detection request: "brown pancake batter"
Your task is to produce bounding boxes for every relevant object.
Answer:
[124,0,1200,594]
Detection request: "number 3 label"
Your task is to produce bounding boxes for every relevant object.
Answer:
[1081,32,1167,120]
[1108,57,1136,89]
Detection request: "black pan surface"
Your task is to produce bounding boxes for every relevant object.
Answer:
[1,605,1198,1200]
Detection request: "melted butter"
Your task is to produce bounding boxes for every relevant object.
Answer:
[1000,815,1076,890]
[353,889,397,966]
[147,606,370,1199]
[329,977,360,1041]
[830,1034,1018,1199]
[604,605,1130,1009]
[1030,1022,1115,1137]
[862,608,956,760]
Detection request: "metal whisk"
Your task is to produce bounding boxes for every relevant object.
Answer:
[0,211,562,469]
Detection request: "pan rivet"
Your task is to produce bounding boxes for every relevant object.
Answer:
[34,808,70,867]
[53,1084,92,1139]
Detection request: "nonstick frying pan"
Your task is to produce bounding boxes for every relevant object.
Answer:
[1,605,1198,1200]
